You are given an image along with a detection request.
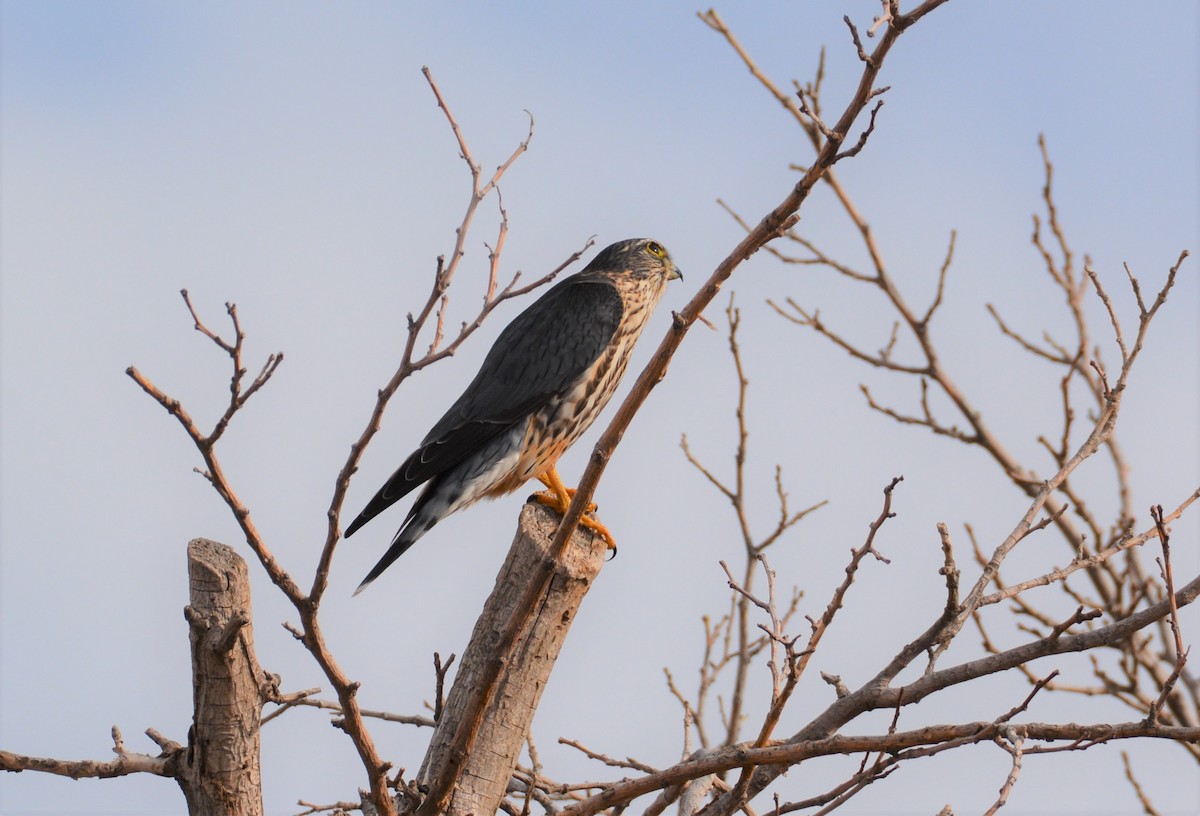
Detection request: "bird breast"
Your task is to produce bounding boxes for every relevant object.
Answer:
[512,272,667,485]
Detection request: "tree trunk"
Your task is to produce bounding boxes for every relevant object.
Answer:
[177,538,265,816]
[417,502,606,815]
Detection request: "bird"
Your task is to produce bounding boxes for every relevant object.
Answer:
[345,238,682,594]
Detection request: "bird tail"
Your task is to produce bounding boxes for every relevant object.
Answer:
[350,437,513,594]
[352,531,420,596]
[351,485,449,595]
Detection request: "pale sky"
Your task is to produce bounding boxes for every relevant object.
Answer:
[2,2,1197,815]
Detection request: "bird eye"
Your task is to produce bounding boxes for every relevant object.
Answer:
[645,241,665,258]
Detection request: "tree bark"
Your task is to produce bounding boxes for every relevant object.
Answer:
[177,538,265,816]
[417,502,606,815]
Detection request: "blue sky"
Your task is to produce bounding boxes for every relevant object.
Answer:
[2,2,1197,814]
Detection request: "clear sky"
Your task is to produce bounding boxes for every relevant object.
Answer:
[2,2,1197,814]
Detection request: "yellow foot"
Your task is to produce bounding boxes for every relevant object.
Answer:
[579,514,617,557]
[532,486,597,514]
[533,468,616,554]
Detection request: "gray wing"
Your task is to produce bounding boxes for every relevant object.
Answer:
[344,276,622,537]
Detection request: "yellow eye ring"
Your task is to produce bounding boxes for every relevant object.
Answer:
[645,241,665,258]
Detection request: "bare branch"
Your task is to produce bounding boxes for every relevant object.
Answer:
[557,720,1198,816]
[982,726,1025,816]
[1145,504,1190,726]
[1120,751,1163,816]
[0,726,176,779]
[433,652,456,724]
[558,738,658,775]
[267,697,435,729]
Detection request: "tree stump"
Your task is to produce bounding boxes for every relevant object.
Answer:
[417,502,607,815]
[177,538,265,816]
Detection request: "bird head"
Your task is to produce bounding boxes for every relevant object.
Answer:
[587,238,683,283]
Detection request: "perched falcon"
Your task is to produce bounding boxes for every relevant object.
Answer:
[345,238,682,593]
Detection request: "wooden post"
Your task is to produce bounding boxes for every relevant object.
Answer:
[417,502,606,815]
[177,538,265,816]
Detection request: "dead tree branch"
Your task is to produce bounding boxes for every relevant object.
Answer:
[556,720,1198,816]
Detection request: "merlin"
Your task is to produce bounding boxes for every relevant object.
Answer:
[345,238,682,593]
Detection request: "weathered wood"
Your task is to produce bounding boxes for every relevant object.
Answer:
[416,502,606,815]
[178,538,265,816]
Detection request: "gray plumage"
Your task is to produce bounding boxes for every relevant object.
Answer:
[346,238,682,593]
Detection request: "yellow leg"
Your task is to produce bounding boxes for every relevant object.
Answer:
[535,469,598,513]
[533,467,615,552]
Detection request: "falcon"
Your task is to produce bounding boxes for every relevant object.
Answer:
[346,238,682,593]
